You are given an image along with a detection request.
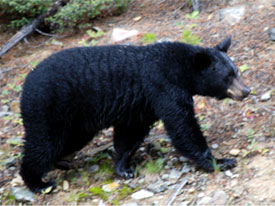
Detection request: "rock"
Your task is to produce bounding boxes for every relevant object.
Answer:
[131,189,154,200]
[211,143,219,149]
[261,90,272,101]
[181,165,190,174]
[111,28,139,43]
[63,180,69,191]
[197,196,212,205]
[210,190,227,205]
[122,203,138,206]
[7,137,24,146]
[0,112,11,117]
[12,187,34,202]
[161,174,169,180]
[51,40,63,46]
[169,169,182,180]
[229,149,240,156]
[225,170,233,177]
[11,174,24,187]
[179,156,188,163]
[273,1,275,7]
[5,157,17,168]
[147,180,167,193]
[156,38,173,43]
[89,165,99,173]
[102,182,120,192]
[1,105,9,112]
[219,6,245,25]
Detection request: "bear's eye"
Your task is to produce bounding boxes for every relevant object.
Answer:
[211,67,215,71]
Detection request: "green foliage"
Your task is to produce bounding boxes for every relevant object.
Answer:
[212,159,220,173]
[144,158,165,174]
[112,185,136,205]
[240,64,249,73]
[186,10,199,19]
[142,33,157,44]
[89,186,108,201]
[0,0,129,31]
[181,29,201,45]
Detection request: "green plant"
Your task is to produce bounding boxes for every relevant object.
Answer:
[89,186,108,201]
[144,158,165,174]
[212,159,220,173]
[186,10,199,19]
[181,29,201,45]
[142,33,157,44]
[0,0,129,31]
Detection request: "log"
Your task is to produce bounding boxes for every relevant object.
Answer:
[0,0,69,58]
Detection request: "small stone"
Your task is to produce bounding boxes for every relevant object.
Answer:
[89,165,99,173]
[179,156,188,163]
[12,187,34,202]
[7,137,24,146]
[187,187,195,194]
[229,149,240,156]
[156,38,173,43]
[169,169,181,180]
[1,105,9,112]
[261,91,271,101]
[219,6,245,25]
[225,170,233,177]
[197,196,212,205]
[181,165,190,174]
[210,190,227,205]
[102,182,120,192]
[211,143,219,149]
[122,203,138,206]
[51,40,63,46]
[63,180,69,191]
[138,178,145,184]
[0,112,11,117]
[269,28,275,41]
[198,192,205,198]
[5,157,17,168]
[162,174,169,180]
[273,1,275,7]
[147,180,167,193]
[11,174,24,187]
[131,189,154,200]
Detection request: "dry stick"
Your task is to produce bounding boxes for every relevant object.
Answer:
[167,176,189,206]
[0,0,69,58]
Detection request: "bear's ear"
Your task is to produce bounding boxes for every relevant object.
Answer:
[215,37,231,53]
[194,51,212,70]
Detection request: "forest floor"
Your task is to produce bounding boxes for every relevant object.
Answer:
[0,0,274,205]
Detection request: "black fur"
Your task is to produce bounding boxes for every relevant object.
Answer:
[20,39,247,193]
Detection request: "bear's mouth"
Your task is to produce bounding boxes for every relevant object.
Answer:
[226,78,250,101]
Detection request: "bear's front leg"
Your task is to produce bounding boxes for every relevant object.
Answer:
[113,120,154,178]
[155,100,236,172]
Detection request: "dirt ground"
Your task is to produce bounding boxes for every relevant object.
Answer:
[0,0,274,205]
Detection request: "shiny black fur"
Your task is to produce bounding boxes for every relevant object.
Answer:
[20,38,239,193]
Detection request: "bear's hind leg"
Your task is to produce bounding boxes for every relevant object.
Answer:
[114,121,153,179]
[20,135,58,193]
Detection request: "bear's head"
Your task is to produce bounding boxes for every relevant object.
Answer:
[193,37,250,101]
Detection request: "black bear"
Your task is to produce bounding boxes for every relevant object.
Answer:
[20,37,250,193]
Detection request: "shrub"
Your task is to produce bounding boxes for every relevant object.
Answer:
[0,0,129,32]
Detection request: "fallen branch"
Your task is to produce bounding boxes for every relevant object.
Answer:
[167,176,189,206]
[0,0,69,58]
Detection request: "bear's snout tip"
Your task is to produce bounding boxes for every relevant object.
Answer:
[226,78,250,101]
